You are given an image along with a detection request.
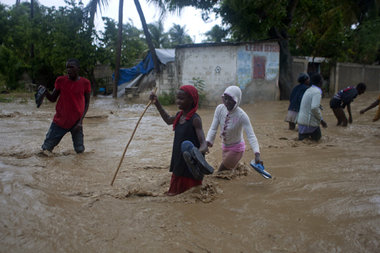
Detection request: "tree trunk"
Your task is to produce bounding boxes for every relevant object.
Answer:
[113,0,124,98]
[134,0,160,73]
[89,68,97,97]
[276,0,298,100]
[278,38,293,100]
[30,0,35,83]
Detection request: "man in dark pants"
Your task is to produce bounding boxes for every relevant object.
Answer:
[39,59,91,154]
[330,83,366,126]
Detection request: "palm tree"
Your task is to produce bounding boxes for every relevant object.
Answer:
[85,0,109,32]
[84,0,109,96]
[168,24,192,46]
[148,20,170,48]
[134,0,160,73]
[204,25,228,43]
[113,0,124,98]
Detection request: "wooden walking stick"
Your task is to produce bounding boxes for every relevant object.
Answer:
[110,88,157,186]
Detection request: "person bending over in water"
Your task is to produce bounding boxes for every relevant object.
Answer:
[330,83,366,126]
[206,86,263,172]
[360,93,380,122]
[150,85,209,196]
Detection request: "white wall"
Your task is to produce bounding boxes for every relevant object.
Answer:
[176,46,237,105]
[175,42,280,105]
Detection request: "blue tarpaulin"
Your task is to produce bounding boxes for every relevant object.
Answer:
[115,52,155,86]
[113,49,175,86]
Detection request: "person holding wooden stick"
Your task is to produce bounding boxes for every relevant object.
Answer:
[150,85,210,196]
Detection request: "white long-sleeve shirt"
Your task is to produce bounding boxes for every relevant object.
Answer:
[206,104,260,154]
[297,85,322,127]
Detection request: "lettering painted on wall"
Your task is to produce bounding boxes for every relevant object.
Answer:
[245,43,279,52]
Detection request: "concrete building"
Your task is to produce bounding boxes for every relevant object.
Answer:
[157,41,280,106]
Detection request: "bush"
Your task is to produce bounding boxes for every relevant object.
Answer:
[190,77,206,107]
[0,45,25,90]
[158,88,176,105]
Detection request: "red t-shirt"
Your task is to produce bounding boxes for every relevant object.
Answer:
[53,76,91,129]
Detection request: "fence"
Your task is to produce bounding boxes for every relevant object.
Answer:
[329,62,380,94]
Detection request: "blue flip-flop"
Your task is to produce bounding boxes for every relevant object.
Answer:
[250,161,272,179]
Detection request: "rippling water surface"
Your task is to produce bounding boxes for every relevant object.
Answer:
[1,92,379,252]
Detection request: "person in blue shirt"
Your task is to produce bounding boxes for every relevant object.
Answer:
[285,73,310,130]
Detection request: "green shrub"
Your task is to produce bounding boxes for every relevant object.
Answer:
[158,88,176,105]
[190,77,206,107]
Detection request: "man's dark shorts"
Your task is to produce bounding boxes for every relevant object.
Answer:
[42,122,85,153]
[330,98,342,109]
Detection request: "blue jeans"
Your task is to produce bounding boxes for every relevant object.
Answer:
[181,140,195,153]
[42,122,85,153]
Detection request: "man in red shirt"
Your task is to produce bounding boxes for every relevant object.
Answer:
[40,59,91,153]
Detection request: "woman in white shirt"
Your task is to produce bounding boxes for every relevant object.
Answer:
[206,86,263,172]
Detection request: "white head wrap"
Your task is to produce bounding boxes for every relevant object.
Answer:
[223,86,242,111]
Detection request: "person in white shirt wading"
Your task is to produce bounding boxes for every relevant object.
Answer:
[297,73,328,141]
[206,86,263,173]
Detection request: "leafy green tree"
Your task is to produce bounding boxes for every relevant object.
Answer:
[100,17,148,68]
[148,0,379,98]
[0,1,101,90]
[0,5,10,45]
[345,17,380,64]
[218,0,300,99]
[0,3,32,89]
[204,25,228,42]
[0,45,25,89]
[289,0,380,65]
[168,24,193,46]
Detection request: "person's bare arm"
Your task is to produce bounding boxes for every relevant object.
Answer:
[360,99,379,114]
[80,92,90,123]
[150,93,176,125]
[43,87,60,102]
[72,92,90,132]
[321,119,328,128]
[193,116,208,154]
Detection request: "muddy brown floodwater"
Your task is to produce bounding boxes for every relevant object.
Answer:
[0,91,379,252]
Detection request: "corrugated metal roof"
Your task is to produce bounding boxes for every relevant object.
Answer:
[175,39,279,49]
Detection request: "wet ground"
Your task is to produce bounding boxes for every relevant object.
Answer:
[0,91,379,252]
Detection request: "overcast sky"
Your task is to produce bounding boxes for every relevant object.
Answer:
[0,0,222,43]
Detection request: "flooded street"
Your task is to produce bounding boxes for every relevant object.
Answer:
[1,91,379,252]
